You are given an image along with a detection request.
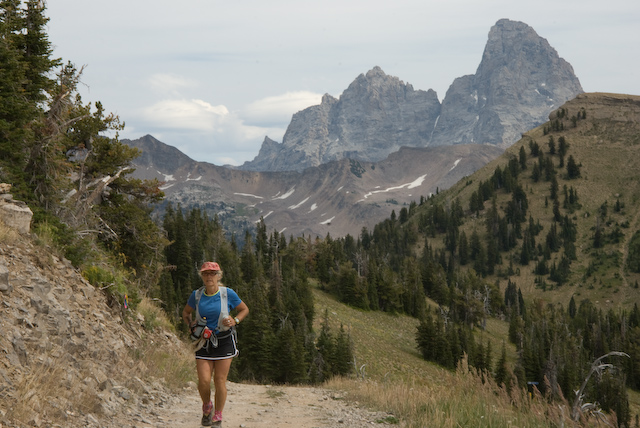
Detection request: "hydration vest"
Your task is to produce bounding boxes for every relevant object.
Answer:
[194,286,231,334]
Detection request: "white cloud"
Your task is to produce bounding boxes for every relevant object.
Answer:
[132,98,286,166]
[243,91,324,126]
[141,99,228,132]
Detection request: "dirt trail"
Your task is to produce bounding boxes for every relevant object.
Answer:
[113,381,395,428]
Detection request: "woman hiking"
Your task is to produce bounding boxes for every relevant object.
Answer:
[182,261,249,427]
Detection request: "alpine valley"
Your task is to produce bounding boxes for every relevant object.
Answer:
[125,19,583,238]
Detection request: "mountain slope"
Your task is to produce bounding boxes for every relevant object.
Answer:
[241,19,583,172]
[416,92,640,308]
[126,135,503,238]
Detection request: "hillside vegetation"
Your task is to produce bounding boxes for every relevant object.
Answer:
[314,286,640,427]
[434,92,640,308]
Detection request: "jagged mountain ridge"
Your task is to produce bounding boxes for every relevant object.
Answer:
[126,135,503,238]
[240,19,583,172]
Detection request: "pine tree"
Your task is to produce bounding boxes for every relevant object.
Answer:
[236,281,275,382]
[458,231,469,265]
[315,309,336,381]
[170,207,194,303]
[495,341,510,387]
[333,323,354,376]
[566,155,581,179]
[519,145,527,170]
[273,319,307,383]
[484,340,493,374]
[0,0,41,190]
[416,313,436,361]
[241,230,259,283]
[569,296,577,319]
[22,1,58,102]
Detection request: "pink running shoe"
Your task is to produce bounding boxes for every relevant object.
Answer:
[201,401,213,426]
[211,410,223,426]
[213,410,223,421]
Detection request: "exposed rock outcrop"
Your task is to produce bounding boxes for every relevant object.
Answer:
[255,71,442,172]
[0,184,33,234]
[0,238,188,427]
[430,18,583,147]
[240,19,583,172]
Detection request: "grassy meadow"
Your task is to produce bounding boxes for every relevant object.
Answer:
[313,287,640,427]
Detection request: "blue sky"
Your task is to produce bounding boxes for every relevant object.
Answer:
[46,0,640,166]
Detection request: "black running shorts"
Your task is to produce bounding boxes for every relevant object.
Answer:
[195,333,239,360]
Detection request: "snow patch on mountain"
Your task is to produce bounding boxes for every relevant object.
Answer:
[158,171,175,182]
[234,193,263,199]
[320,216,335,225]
[289,197,309,210]
[260,211,273,220]
[273,187,296,200]
[357,174,428,202]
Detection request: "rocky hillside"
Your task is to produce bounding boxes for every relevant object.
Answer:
[126,135,503,238]
[241,19,583,172]
[0,217,189,427]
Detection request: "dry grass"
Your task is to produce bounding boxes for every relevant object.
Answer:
[137,296,177,334]
[314,287,627,427]
[326,361,573,428]
[6,301,194,426]
[7,349,106,425]
[129,299,195,390]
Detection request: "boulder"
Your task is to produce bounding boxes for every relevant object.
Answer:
[0,201,33,234]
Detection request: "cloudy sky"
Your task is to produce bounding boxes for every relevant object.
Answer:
[46,0,639,166]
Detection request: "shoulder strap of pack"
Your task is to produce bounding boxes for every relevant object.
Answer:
[217,286,230,332]
[194,286,206,323]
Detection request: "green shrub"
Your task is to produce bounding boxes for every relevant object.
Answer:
[82,265,139,310]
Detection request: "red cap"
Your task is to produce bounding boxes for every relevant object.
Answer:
[199,262,221,272]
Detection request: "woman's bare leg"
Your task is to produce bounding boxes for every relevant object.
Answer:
[196,359,214,409]
[212,358,233,412]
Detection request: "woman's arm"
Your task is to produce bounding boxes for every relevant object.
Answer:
[232,301,249,326]
[182,304,194,327]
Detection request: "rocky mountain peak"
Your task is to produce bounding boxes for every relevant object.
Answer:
[484,18,541,59]
[241,65,441,172]
[432,19,582,146]
[240,19,583,172]
[321,93,338,104]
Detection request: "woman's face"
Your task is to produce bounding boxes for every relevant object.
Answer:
[202,271,221,282]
